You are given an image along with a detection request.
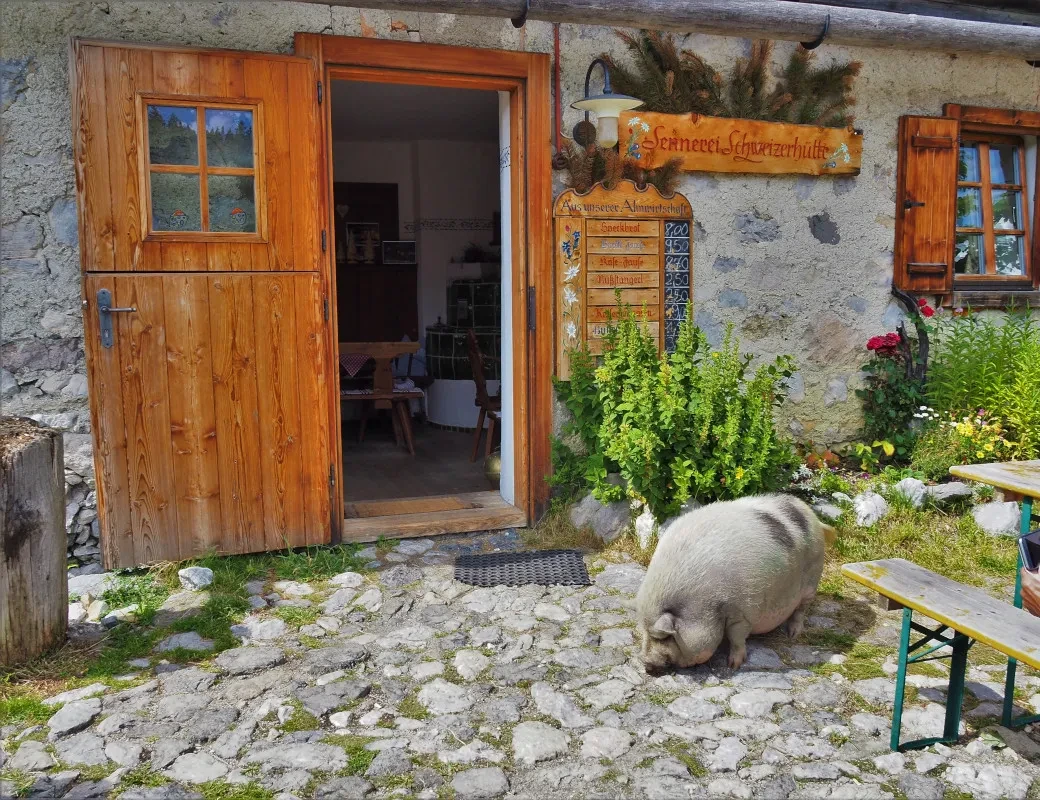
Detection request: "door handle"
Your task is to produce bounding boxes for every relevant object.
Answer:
[904,199,925,210]
[96,288,136,349]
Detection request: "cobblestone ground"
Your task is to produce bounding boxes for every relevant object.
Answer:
[3,536,1040,800]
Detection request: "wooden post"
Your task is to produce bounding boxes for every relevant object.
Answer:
[1,417,68,664]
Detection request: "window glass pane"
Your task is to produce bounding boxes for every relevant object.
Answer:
[954,234,984,275]
[151,173,201,231]
[208,175,256,232]
[989,143,1020,185]
[992,190,1023,231]
[995,234,1026,276]
[956,188,982,228]
[147,105,198,166]
[205,109,254,168]
[959,145,980,182]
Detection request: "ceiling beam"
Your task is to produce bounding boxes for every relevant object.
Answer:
[294,0,1040,59]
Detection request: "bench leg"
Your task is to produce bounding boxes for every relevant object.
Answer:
[891,607,912,752]
[892,607,972,752]
[1004,496,1039,729]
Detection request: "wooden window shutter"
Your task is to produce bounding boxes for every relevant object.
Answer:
[894,115,960,294]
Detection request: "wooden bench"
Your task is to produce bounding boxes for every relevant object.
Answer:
[841,558,1040,752]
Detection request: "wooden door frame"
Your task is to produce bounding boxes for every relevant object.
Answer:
[293,34,552,537]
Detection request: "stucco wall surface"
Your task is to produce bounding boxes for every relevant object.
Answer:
[1,2,1038,561]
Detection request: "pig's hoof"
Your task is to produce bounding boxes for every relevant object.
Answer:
[785,615,805,640]
[727,649,747,669]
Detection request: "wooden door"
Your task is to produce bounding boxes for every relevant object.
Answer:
[74,41,334,567]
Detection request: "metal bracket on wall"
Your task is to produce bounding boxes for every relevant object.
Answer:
[800,13,831,50]
[511,0,530,28]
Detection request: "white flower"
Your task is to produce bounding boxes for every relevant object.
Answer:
[919,406,929,411]
[565,321,578,340]
[563,287,578,307]
[639,122,650,133]
[564,265,580,282]
[629,116,642,126]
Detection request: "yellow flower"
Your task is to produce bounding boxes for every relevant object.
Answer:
[976,451,985,459]
[734,467,745,480]
[985,442,994,451]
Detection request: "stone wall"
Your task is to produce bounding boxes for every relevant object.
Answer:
[2,3,1038,562]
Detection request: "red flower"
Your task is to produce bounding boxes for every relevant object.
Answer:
[867,332,901,357]
[920,305,934,317]
[917,298,928,307]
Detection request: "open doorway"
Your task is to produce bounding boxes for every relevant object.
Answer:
[329,79,523,537]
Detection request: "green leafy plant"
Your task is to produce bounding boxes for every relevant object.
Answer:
[927,310,1040,459]
[553,301,797,519]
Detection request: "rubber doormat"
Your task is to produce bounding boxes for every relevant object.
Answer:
[454,549,591,587]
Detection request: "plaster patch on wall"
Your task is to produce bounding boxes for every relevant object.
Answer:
[793,176,815,202]
[845,296,868,314]
[712,255,744,274]
[694,309,722,348]
[809,212,840,245]
[719,289,747,309]
[824,376,849,406]
[785,372,805,404]
[734,209,780,243]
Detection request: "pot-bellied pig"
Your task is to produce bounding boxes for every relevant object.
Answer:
[636,494,835,673]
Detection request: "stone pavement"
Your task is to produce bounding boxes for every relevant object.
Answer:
[4,541,1040,800]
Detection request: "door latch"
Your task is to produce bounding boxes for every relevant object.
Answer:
[903,199,926,210]
[96,288,136,349]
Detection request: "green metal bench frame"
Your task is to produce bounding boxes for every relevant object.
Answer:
[1005,495,1038,730]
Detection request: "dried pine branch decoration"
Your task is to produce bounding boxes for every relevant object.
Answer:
[602,31,860,128]
[556,140,682,195]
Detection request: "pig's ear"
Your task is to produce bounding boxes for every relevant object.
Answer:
[650,612,676,639]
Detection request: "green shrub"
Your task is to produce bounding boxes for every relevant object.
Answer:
[554,301,797,519]
[927,310,1040,458]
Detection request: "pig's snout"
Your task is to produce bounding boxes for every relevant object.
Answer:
[644,663,668,677]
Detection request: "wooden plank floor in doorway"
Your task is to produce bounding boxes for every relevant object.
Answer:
[341,490,526,543]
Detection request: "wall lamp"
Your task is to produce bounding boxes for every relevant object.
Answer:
[571,58,642,149]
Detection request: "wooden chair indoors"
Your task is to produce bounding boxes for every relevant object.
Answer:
[466,329,501,462]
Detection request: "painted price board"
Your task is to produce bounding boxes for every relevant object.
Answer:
[619,111,862,176]
[554,180,694,378]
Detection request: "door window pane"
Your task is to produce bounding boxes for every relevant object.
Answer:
[959,145,980,182]
[205,109,254,168]
[989,144,1020,185]
[954,234,984,275]
[147,105,198,166]
[208,175,256,232]
[991,190,1023,231]
[151,173,202,231]
[995,235,1026,276]
[956,188,982,228]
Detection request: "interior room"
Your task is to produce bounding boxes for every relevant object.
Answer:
[330,80,511,517]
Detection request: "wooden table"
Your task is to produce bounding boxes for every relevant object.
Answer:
[340,341,422,454]
[340,341,419,409]
[949,459,1040,728]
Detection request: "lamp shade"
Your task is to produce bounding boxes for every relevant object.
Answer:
[571,92,642,147]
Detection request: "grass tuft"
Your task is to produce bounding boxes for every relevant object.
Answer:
[274,606,321,628]
[397,692,431,720]
[197,781,274,800]
[322,734,378,775]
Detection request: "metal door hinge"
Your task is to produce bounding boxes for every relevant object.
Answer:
[527,286,536,331]
[329,464,336,488]
[323,296,329,322]
[317,80,323,104]
[321,230,327,252]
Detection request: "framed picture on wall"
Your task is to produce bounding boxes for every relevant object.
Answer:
[346,222,381,264]
[382,240,417,265]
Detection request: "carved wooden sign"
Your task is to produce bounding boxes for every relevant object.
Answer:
[620,111,862,176]
[555,181,693,379]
